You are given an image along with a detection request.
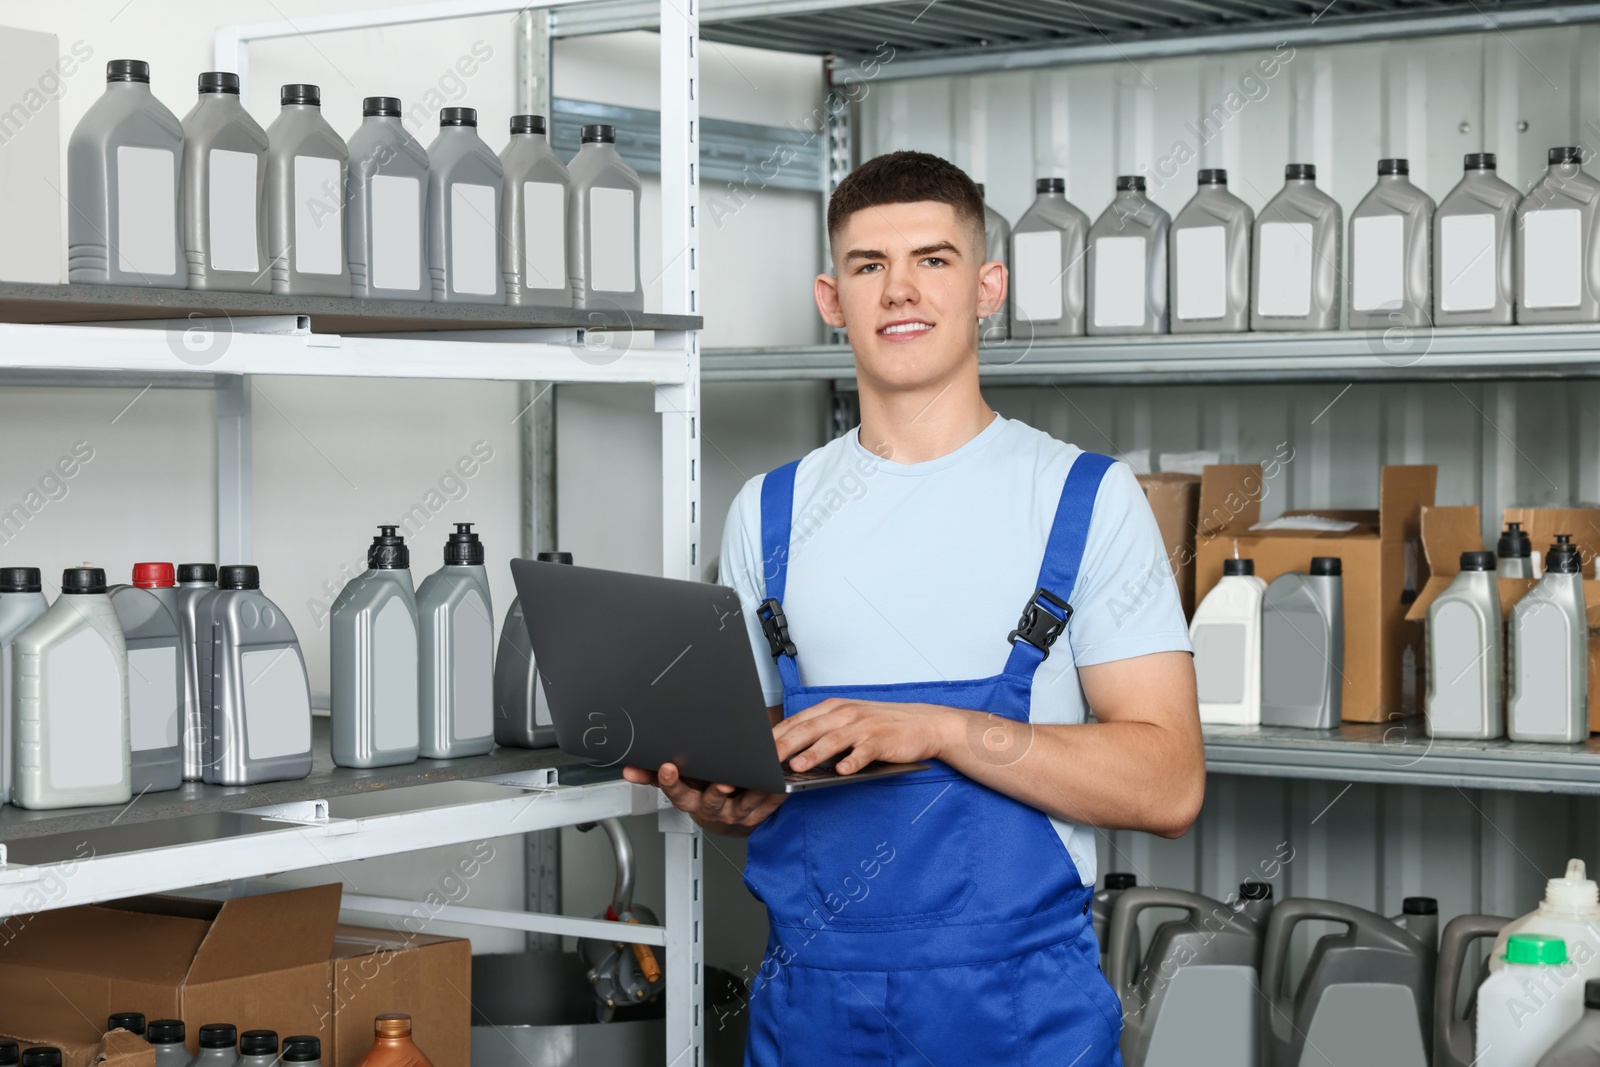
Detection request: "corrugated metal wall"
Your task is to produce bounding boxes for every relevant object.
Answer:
[851,24,1600,923]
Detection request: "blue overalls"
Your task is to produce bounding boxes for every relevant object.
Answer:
[741,450,1124,1067]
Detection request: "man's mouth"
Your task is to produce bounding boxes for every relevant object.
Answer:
[878,320,934,337]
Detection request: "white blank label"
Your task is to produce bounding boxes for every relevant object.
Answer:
[1175,226,1227,321]
[1352,214,1404,312]
[374,597,419,751]
[128,645,179,751]
[590,186,636,292]
[47,628,123,790]
[1093,235,1146,327]
[242,646,312,760]
[370,174,421,291]
[208,149,259,273]
[1013,230,1064,322]
[450,182,497,295]
[453,589,493,740]
[1257,222,1314,316]
[116,145,175,276]
[293,155,342,275]
[1523,209,1583,309]
[1440,214,1497,312]
[523,181,567,290]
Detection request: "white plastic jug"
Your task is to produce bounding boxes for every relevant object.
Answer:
[1477,935,1587,1067]
[1191,558,1267,725]
[1490,860,1600,978]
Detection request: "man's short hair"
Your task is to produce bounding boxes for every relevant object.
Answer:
[827,150,986,258]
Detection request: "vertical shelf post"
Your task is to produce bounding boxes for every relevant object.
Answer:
[216,375,253,565]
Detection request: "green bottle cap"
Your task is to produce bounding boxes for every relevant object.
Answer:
[1506,934,1569,965]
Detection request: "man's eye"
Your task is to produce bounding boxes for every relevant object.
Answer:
[921,257,946,267]
[857,262,882,274]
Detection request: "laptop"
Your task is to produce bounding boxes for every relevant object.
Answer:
[509,557,928,793]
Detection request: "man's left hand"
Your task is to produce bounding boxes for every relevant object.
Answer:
[773,698,960,775]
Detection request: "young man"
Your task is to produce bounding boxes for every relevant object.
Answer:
[623,151,1204,1065]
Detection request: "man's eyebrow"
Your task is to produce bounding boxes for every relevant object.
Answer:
[842,247,887,264]
[842,241,963,264]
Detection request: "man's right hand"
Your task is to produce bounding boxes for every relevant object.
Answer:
[621,762,786,836]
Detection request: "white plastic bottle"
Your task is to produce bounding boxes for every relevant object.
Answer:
[1190,558,1267,725]
[1508,535,1590,744]
[0,567,49,804]
[1426,550,1503,739]
[1477,935,1587,1067]
[1490,860,1600,979]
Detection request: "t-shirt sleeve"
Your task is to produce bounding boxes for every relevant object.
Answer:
[1065,460,1193,667]
[718,475,786,706]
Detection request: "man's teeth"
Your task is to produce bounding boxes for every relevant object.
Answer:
[881,322,931,334]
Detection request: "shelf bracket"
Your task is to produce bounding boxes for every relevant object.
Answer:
[475,767,559,789]
[237,798,337,826]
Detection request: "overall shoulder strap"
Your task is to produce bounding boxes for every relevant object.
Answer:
[757,460,803,690]
[1003,451,1116,678]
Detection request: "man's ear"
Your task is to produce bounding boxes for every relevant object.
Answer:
[815,272,847,329]
[976,257,1007,321]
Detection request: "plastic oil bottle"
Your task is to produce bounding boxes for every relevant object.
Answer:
[1169,169,1252,334]
[1498,522,1535,578]
[237,1032,278,1067]
[358,1014,433,1067]
[1538,980,1600,1065]
[1426,550,1503,739]
[569,124,644,311]
[109,570,184,794]
[1434,153,1519,326]
[146,1021,189,1067]
[494,550,571,748]
[194,1025,239,1067]
[1517,147,1600,324]
[1259,558,1344,729]
[265,83,351,296]
[11,567,131,810]
[976,182,1011,339]
[1508,535,1589,743]
[346,96,429,300]
[1086,176,1170,335]
[500,115,572,309]
[1190,558,1267,725]
[1490,860,1600,981]
[1477,935,1587,1067]
[1009,178,1090,338]
[427,107,504,304]
[106,1013,144,1037]
[198,565,313,785]
[1252,163,1342,331]
[174,562,216,781]
[1437,913,1512,1067]
[180,72,269,292]
[283,1037,322,1067]
[332,526,421,768]
[0,567,49,804]
[416,523,495,759]
[1348,158,1434,329]
[67,60,184,288]
[1092,872,1140,978]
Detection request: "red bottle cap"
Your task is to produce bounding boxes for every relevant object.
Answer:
[133,562,176,589]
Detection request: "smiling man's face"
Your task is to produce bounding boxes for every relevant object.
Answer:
[815,200,1005,394]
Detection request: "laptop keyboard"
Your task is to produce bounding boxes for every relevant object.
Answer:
[784,756,844,782]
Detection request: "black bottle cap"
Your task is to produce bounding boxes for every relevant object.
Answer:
[1464,152,1496,170]
[1036,177,1065,194]
[146,1022,185,1046]
[0,1042,16,1067]
[0,567,41,593]
[363,96,401,117]
[510,114,546,135]
[107,60,150,84]
[1223,558,1255,577]
[1103,872,1137,890]
[1548,534,1584,574]
[198,1025,237,1050]
[1586,978,1600,1010]
[1403,896,1438,915]
[1198,168,1227,185]
[281,84,320,107]
[217,565,260,591]
[61,567,107,594]
[1310,556,1342,577]
[1498,521,1532,559]
[199,72,240,95]
[581,123,616,144]
[20,1050,60,1067]
[1285,163,1316,181]
[1551,146,1585,165]
[238,1032,277,1056]
[440,107,477,127]
[369,525,410,569]
[107,1014,146,1036]
[1459,550,1496,572]
[178,563,218,584]
[1239,880,1273,900]
[282,1038,321,1063]
[1378,158,1409,176]
[536,551,574,565]
[1116,175,1146,192]
[444,522,485,566]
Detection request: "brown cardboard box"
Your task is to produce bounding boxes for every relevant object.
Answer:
[1137,472,1203,618]
[328,927,470,1067]
[0,1029,156,1067]
[1195,464,1437,723]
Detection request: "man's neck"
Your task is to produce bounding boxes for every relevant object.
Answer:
[855,374,994,465]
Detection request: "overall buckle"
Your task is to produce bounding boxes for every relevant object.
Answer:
[757,597,797,659]
[1008,586,1071,654]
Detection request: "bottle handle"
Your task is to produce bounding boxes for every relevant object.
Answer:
[1260,899,1355,1050]
[1107,887,1212,1015]
[1434,914,1508,1067]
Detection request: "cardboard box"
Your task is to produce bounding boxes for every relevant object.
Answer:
[0,1029,156,1067]
[1137,472,1203,618]
[1195,464,1436,723]
[329,926,470,1067]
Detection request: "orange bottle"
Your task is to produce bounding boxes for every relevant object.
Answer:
[356,1015,433,1067]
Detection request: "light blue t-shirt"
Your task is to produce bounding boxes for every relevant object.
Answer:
[718,413,1192,885]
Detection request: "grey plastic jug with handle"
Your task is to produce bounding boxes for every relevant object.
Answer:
[1093,871,1140,976]
[1435,913,1510,1067]
[1262,896,1437,1067]
[493,550,571,748]
[1109,882,1274,1067]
